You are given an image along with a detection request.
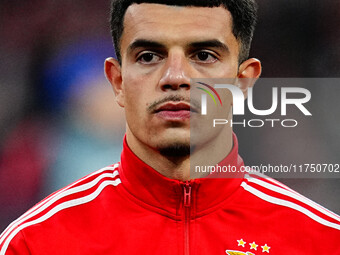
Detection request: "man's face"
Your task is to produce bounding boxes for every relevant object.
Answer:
[115,3,241,153]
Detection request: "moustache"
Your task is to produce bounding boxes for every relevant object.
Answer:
[148,95,201,113]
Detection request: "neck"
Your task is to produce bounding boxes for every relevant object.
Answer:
[125,126,233,181]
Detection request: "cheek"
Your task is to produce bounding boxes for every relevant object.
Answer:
[122,69,160,107]
[122,72,142,100]
[194,62,239,78]
[216,90,233,118]
[220,61,239,77]
[122,77,149,119]
[124,87,141,113]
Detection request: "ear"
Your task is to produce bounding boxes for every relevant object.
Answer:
[236,58,262,99]
[104,57,125,108]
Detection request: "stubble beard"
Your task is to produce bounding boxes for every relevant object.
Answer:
[158,142,193,158]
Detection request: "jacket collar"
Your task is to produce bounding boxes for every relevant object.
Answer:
[118,133,245,217]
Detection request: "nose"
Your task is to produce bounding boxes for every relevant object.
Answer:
[158,52,191,91]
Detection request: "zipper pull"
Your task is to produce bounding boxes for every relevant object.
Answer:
[183,181,192,207]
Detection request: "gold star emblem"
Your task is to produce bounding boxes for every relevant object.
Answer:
[237,239,246,247]
[261,244,270,253]
[249,242,258,250]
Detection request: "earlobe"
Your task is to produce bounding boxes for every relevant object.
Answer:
[237,58,262,99]
[104,57,125,108]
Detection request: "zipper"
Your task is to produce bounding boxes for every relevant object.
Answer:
[183,181,192,255]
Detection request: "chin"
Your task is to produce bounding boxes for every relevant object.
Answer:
[157,142,191,157]
[150,129,191,157]
[155,134,189,156]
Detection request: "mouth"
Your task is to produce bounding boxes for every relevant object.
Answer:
[154,102,198,121]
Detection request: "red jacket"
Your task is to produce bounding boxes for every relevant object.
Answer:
[1,135,339,254]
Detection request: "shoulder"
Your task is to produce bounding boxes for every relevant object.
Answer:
[0,164,121,254]
[240,171,340,231]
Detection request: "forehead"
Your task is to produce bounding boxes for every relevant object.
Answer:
[121,3,236,48]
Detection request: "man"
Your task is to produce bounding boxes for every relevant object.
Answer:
[1,0,339,254]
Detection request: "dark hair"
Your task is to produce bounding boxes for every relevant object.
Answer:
[110,0,258,64]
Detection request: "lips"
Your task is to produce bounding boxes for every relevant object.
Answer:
[155,102,191,112]
[154,102,196,121]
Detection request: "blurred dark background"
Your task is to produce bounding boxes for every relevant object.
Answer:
[0,0,339,231]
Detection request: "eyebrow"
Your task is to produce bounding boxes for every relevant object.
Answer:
[127,39,229,54]
[188,40,229,53]
[127,39,166,54]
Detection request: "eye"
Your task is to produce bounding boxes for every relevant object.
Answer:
[137,52,162,64]
[192,51,218,64]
